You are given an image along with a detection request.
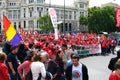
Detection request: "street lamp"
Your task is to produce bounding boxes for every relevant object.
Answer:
[63,0,65,33]
[49,0,51,7]
[49,0,51,33]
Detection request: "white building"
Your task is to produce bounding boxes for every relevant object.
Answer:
[0,0,89,33]
[101,2,120,8]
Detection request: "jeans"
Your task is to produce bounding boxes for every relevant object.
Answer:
[9,72,18,80]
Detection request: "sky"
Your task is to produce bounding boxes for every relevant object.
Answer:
[45,0,120,7]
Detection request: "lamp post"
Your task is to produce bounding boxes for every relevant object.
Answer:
[49,0,51,7]
[63,0,65,33]
[34,1,37,31]
[49,0,51,33]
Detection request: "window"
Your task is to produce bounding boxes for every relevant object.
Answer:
[61,23,63,32]
[39,11,41,17]
[65,14,68,19]
[61,14,63,19]
[57,13,59,19]
[37,7,43,11]
[69,11,72,19]
[24,8,26,11]
[24,21,26,28]
[37,7,39,11]
[30,11,32,17]
[29,0,34,3]
[10,3,11,6]
[69,15,72,19]
[69,23,72,31]
[0,2,2,6]
[19,22,21,29]
[74,11,76,19]
[80,4,84,8]
[18,10,20,19]
[8,10,12,19]
[13,10,17,19]
[13,3,16,6]
[24,8,26,18]
[65,23,68,31]
[29,7,33,17]
[29,20,34,28]
[80,12,84,15]
[46,8,48,11]
[9,3,16,6]
[14,22,16,29]
[37,0,44,3]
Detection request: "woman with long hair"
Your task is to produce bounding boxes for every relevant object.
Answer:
[17,51,34,80]
[47,50,65,80]
[31,52,46,80]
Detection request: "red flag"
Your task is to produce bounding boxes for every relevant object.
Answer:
[116,8,120,27]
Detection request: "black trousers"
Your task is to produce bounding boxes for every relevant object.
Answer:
[53,75,65,80]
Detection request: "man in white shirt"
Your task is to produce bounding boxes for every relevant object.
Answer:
[72,63,82,80]
[66,54,89,80]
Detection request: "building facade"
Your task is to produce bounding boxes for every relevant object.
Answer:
[101,2,120,8]
[0,0,89,33]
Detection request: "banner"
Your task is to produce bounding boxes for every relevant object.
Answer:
[49,8,58,40]
[116,8,120,27]
[77,44,101,55]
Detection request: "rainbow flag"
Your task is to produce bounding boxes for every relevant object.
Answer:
[3,16,22,46]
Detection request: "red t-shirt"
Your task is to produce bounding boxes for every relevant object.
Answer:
[109,72,120,80]
[0,62,10,80]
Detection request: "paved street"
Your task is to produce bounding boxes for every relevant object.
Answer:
[80,54,116,80]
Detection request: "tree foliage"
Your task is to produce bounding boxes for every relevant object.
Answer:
[80,6,119,32]
[80,14,88,25]
[38,15,53,32]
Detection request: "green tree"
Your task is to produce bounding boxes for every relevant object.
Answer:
[38,15,53,32]
[80,14,88,25]
[85,6,119,32]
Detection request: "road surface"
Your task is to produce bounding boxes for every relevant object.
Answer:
[80,54,116,80]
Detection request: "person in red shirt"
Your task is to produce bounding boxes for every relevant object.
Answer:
[0,52,10,80]
[109,59,120,80]
[101,40,107,55]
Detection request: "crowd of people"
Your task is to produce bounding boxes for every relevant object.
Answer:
[19,31,117,55]
[0,31,119,80]
[0,44,89,80]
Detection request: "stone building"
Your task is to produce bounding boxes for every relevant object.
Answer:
[0,0,89,33]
